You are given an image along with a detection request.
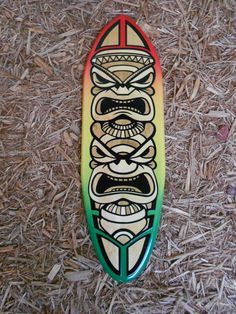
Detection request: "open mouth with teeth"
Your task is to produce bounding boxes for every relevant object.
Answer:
[94,173,153,196]
[102,202,145,216]
[97,97,149,115]
[102,116,144,138]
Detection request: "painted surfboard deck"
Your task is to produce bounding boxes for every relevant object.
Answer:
[81,15,165,282]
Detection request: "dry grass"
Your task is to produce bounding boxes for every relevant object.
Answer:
[0,0,236,313]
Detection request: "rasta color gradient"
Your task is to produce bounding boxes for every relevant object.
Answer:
[81,15,165,282]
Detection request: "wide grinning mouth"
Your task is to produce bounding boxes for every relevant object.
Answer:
[98,97,148,115]
[101,116,144,138]
[95,173,152,195]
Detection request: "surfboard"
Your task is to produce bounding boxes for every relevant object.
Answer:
[81,15,165,282]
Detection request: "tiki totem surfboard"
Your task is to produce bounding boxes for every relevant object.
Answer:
[81,15,165,282]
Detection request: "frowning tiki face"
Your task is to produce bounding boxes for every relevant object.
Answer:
[89,138,157,206]
[91,50,156,123]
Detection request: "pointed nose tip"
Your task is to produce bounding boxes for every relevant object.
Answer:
[111,86,133,95]
[109,159,137,174]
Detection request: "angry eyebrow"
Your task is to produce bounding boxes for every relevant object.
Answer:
[124,64,154,84]
[92,64,122,84]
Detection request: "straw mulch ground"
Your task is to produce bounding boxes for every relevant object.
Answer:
[0,1,235,313]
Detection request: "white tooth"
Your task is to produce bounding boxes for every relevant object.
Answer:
[125,130,129,137]
[129,205,134,213]
[112,205,117,213]
[111,128,117,136]
[120,131,125,138]
[116,206,121,214]
[137,125,143,132]
[112,204,117,211]
[129,129,134,136]
[103,125,109,131]
[113,129,118,137]
[133,204,141,212]
[106,204,113,212]
[125,206,130,215]
[121,207,126,215]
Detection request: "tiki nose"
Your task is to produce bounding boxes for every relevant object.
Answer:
[111,86,134,95]
[109,159,137,174]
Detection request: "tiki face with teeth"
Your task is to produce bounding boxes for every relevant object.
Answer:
[89,163,157,205]
[91,49,155,124]
[82,15,165,282]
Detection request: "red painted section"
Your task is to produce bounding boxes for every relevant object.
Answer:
[85,15,161,64]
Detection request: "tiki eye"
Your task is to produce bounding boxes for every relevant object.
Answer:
[141,147,153,158]
[91,68,116,88]
[91,140,116,164]
[94,73,114,85]
[130,140,156,164]
[136,73,152,84]
[139,146,155,160]
[128,67,155,88]
[95,146,106,158]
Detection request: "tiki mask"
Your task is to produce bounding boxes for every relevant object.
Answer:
[81,15,165,282]
[91,53,155,122]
